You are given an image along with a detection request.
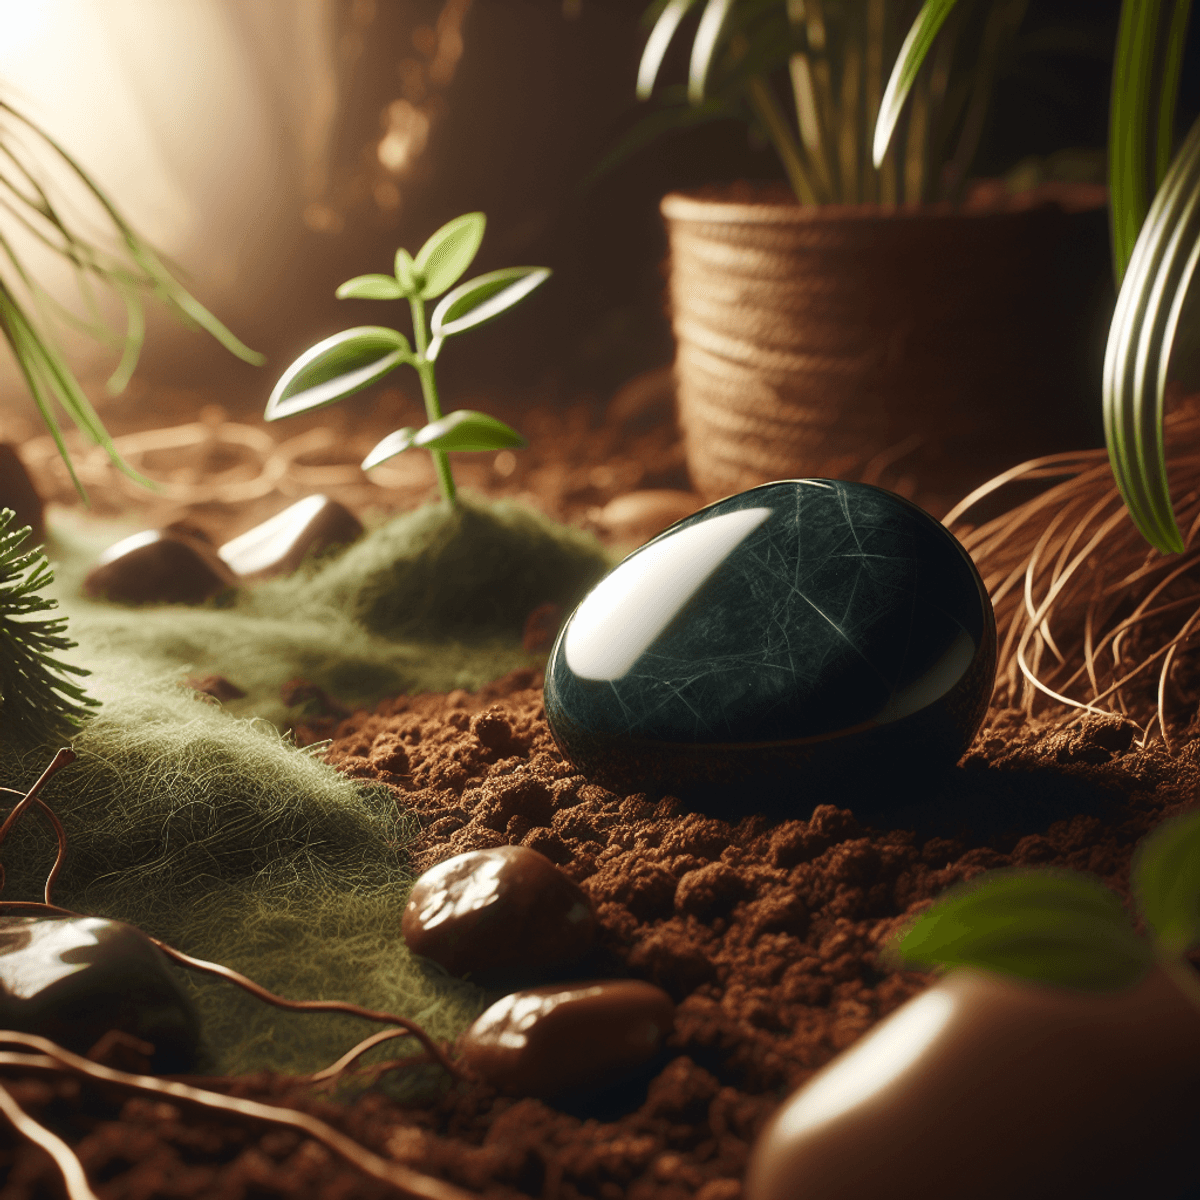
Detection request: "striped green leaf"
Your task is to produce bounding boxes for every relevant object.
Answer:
[1103,112,1200,555]
[873,0,960,168]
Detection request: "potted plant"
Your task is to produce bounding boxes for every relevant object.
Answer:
[628,0,1113,506]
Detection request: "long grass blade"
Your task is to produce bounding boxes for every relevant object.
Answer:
[638,0,702,98]
[1109,0,1177,284]
[873,0,960,169]
[689,0,737,103]
[1103,113,1200,555]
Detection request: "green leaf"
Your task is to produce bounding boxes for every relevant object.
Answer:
[1131,808,1200,957]
[689,0,736,104]
[361,427,419,471]
[873,0,960,168]
[335,274,405,301]
[413,409,526,453]
[430,267,551,340]
[265,327,412,421]
[361,410,526,471]
[1102,111,1200,555]
[890,868,1153,992]
[1109,0,1192,285]
[638,0,703,99]
[394,247,423,296]
[414,212,486,300]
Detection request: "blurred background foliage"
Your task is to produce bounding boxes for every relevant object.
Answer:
[2,0,1197,442]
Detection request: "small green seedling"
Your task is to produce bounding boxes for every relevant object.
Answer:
[264,212,550,505]
[887,807,1200,1013]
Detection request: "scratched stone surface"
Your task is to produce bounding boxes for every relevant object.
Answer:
[544,480,996,814]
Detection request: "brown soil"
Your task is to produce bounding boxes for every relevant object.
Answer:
[4,372,1200,1198]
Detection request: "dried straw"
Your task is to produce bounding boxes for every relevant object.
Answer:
[945,390,1200,749]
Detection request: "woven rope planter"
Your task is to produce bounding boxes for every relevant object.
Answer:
[662,184,1109,504]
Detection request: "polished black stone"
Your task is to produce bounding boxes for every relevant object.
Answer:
[0,916,200,1072]
[544,480,996,813]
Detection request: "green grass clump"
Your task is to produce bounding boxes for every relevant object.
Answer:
[0,492,614,1078]
[49,492,614,728]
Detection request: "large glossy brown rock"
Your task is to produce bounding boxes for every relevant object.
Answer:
[402,845,595,985]
[0,443,45,548]
[458,979,674,1098]
[217,494,362,581]
[744,965,1200,1200]
[85,529,236,605]
[0,916,200,1073]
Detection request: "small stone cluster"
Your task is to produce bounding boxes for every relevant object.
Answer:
[403,844,677,1098]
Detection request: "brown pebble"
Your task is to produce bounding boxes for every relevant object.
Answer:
[744,965,1200,1200]
[184,675,247,702]
[458,978,675,1097]
[217,494,362,580]
[402,845,596,984]
[85,530,236,605]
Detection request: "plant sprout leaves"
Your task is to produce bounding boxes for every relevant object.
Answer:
[430,267,550,340]
[1102,111,1200,555]
[873,0,961,168]
[361,427,419,471]
[689,0,736,105]
[361,410,525,470]
[394,247,423,296]
[413,409,526,453]
[265,327,411,422]
[638,0,703,99]
[889,868,1153,992]
[1131,807,1200,957]
[414,212,486,300]
[335,274,405,301]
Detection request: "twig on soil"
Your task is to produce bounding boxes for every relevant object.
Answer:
[0,1033,477,1200]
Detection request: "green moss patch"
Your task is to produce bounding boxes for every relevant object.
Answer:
[0,493,614,1080]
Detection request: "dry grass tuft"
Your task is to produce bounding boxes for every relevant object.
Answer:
[946,390,1200,750]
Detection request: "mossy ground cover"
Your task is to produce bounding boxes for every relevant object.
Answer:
[0,493,614,1082]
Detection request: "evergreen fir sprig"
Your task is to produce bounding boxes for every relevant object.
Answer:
[0,508,96,743]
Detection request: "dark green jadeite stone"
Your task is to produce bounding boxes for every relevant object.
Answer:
[544,480,996,812]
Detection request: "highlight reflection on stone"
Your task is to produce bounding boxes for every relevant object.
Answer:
[0,916,200,1072]
[544,480,996,810]
[217,494,362,581]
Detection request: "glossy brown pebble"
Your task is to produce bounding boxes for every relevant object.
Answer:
[217,494,362,580]
[745,965,1200,1200]
[458,979,674,1098]
[85,529,235,605]
[402,845,595,984]
[0,916,200,1073]
[0,443,45,548]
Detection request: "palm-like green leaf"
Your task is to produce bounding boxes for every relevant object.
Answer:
[414,212,486,300]
[0,100,262,500]
[264,327,412,421]
[872,0,960,167]
[1103,112,1200,556]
